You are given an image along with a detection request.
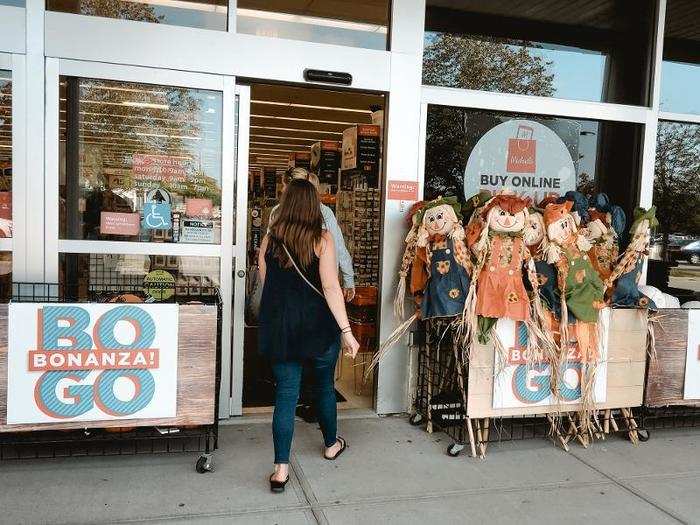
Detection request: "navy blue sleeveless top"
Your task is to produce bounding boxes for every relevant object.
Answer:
[258,238,340,362]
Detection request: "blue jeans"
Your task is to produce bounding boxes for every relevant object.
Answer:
[271,340,339,464]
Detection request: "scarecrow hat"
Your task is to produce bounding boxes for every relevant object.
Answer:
[631,206,659,231]
[412,196,462,224]
[557,191,590,224]
[480,193,531,218]
[544,200,574,228]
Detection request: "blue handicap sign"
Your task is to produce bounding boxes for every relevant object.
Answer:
[142,203,172,230]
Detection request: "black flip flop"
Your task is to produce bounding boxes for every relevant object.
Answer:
[269,474,290,493]
[324,436,348,460]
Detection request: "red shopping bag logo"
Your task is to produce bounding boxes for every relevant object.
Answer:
[507,125,536,173]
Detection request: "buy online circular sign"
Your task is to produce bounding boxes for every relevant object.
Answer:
[463,119,576,203]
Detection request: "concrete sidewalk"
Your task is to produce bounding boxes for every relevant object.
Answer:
[0,415,698,525]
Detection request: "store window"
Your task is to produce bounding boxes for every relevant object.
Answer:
[0,0,24,6]
[60,253,220,301]
[59,77,223,245]
[649,121,700,302]
[424,105,643,216]
[0,71,11,239]
[236,0,390,50]
[0,252,10,302]
[46,0,227,31]
[660,0,700,114]
[423,0,655,105]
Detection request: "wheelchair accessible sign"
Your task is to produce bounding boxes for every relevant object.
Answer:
[143,188,172,230]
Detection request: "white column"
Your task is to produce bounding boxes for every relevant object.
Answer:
[23,0,46,282]
[376,0,426,414]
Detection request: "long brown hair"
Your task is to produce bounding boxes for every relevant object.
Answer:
[269,178,323,269]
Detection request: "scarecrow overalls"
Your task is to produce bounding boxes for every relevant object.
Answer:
[558,247,605,324]
[420,237,470,320]
[476,236,529,321]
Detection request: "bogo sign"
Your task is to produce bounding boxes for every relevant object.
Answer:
[6,303,179,425]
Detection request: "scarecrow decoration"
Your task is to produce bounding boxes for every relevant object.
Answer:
[585,193,626,284]
[461,192,554,365]
[369,197,471,373]
[607,206,659,308]
[543,200,607,435]
[524,209,562,323]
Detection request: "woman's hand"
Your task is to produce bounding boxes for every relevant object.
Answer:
[341,331,360,358]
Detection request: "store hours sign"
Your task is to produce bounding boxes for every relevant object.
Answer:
[464,119,576,203]
[6,303,178,425]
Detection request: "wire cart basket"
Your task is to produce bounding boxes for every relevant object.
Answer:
[0,282,222,474]
[411,323,646,457]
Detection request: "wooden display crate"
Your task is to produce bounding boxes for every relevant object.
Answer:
[0,303,218,432]
[467,309,648,418]
[645,308,700,408]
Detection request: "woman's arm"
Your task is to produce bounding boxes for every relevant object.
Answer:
[318,231,359,357]
[258,235,269,284]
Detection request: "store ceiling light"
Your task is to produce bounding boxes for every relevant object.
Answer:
[251,125,341,135]
[251,114,357,126]
[252,100,372,114]
[122,101,170,110]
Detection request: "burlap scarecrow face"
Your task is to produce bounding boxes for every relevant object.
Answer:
[484,196,529,234]
[545,201,578,245]
[421,204,460,238]
[524,211,546,247]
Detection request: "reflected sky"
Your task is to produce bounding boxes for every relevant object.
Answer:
[661,61,700,115]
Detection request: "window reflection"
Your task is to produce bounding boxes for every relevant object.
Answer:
[660,0,700,115]
[59,77,223,244]
[424,105,642,218]
[649,121,700,301]
[424,0,655,105]
[46,0,227,30]
[0,71,11,239]
[60,253,220,302]
[236,0,389,50]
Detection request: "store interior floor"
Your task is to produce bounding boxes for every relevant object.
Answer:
[241,82,385,413]
[2,417,698,524]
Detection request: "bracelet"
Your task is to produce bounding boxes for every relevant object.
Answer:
[340,326,352,333]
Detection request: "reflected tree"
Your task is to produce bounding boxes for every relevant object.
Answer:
[75,0,162,22]
[653,122,700,258]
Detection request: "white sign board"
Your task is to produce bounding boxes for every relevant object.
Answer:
[7,303,178,424]
[464,119,576,203]
[683,310,700,400]
[492,309,610,409]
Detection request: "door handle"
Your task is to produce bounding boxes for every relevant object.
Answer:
[237,269,246,278]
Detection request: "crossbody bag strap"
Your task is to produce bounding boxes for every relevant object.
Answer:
[282,243,324,298]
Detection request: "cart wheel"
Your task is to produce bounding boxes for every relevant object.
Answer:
[637,429,650,442]
[196,453,214,474]
[447,443,464,457]
[409,413,424,426]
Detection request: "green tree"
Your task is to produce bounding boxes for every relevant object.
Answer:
[653,122,700,258]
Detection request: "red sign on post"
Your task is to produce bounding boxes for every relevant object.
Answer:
[507,125,536,173]
[388,180,419,201]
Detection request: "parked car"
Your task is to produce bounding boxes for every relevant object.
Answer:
[679,239,700,265]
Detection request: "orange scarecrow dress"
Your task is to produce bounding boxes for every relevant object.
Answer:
[475,235,529,321]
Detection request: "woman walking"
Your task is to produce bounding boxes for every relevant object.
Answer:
[258,178,360,493]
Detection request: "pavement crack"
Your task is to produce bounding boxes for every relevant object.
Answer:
[569,450,690,524]
[290,452,329,525]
